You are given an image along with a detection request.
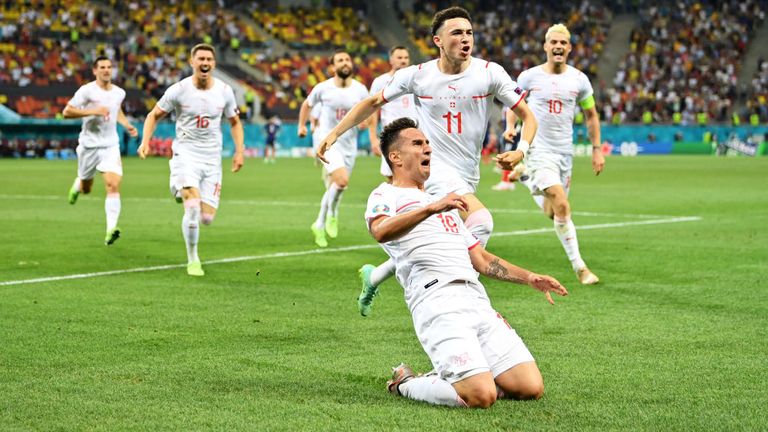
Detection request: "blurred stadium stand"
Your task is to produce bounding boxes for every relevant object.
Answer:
[0,0,766,158]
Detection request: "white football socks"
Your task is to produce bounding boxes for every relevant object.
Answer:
[104,193,121,231]
[554,215,585,271]
[399,376,467,407]
[327,183,344,218]
[182,199,201,263]
[371,259,395,287]
[71,177,81,192]
[314,188,332,228]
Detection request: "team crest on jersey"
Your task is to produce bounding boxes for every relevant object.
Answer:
[371,204,390,214]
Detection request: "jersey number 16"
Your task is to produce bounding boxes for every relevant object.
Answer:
[195,115,210,128]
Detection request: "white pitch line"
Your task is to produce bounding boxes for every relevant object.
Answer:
[0,194,684,219]
[0,216,702,287]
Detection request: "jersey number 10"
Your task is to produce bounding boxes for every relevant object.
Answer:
[548,100,563,114]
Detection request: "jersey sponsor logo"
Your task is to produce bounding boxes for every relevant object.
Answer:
[447,85,457,91]
[371,204,390,214]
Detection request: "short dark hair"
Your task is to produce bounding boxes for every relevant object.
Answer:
[380,117,418,169]
[389,45,408,56]
[92,56,111,68]
[190,43,216,59]
[328,49,350,64]
[431,6,471,36]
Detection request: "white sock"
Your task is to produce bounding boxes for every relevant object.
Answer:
[314,188,332,228]
[182,199,201,263]
[71,177,81,192]
[104,193,121,231]
[532,194,545,210]
[554,215,585,271]
[327,183,344,218]
[399,376,467,407]
[371,259,395,286]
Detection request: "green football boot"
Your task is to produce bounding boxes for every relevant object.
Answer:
[357,264,379,317]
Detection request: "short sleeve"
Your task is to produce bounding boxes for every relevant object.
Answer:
[382,65,417,103]
[577,72,594,104]
[156,83,180,113]
[68,86,89,108]
[457,214,481,249]
[306,83,323,108]
[223,85,239,118]
[489,62,525,109]
[365,186,397,229]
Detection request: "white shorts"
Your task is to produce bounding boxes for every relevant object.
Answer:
[324,146,356,175]
[527,151,572,195]
[169,155,222,209]
[412,282,535,384]
[379,155,392,177]
[424,168,476,197]
[76,145,122,179]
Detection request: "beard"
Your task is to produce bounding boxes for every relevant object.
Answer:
[336,67,352,79]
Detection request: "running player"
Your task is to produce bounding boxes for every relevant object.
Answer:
[137,44,245,276]
[63,56,138,245]
[510,24,605,284]
[317,7,538,315]
[297,49,369,248]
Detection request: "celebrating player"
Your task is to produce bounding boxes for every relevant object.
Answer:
[63,56,138,245]
[510,24,605,284]
[138,44,245,276]
[366,117,567,408]
[318,7,538,315]
[297,50,369,248]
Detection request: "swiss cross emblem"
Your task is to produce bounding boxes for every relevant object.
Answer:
[449,101,456,108]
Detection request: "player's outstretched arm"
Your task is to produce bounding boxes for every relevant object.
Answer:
[367,109,381,156]
[469,247,568,305]
[317,93,385,163]
[585,106,604,175]
[229,115,245,172]
[369,193,468,243]
[117,109,138,137]
[495,100,537,171]
[62,104,109,119]
[137,105,168,159]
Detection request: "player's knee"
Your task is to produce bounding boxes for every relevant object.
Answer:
[502,375,544,401]
[460,387,498,409]
[554,200,570,217]
[464,209,494,247]
[333,178,349,189]
[200,213,215,225]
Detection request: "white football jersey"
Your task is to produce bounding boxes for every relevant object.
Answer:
[370,72,417,126]
[68,81,126,148]
[517,65,593,155]
[365,183,484,313]
[382,57,525,186]
[157,77,238,163]
[307,78,369,156]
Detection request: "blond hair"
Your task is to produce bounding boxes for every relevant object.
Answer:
[545,23,571,42]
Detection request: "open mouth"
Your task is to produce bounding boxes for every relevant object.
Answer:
[553,50,565,56]
[200,66,211,73]
[461,46,471,54]
[420,158,430,167]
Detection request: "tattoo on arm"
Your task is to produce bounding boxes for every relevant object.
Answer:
[486,258,525,283]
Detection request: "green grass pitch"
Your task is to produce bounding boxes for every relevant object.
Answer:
[0,155,766,431]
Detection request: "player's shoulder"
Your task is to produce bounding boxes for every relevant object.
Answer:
[520,65,545,78]
[368,182,394,200]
